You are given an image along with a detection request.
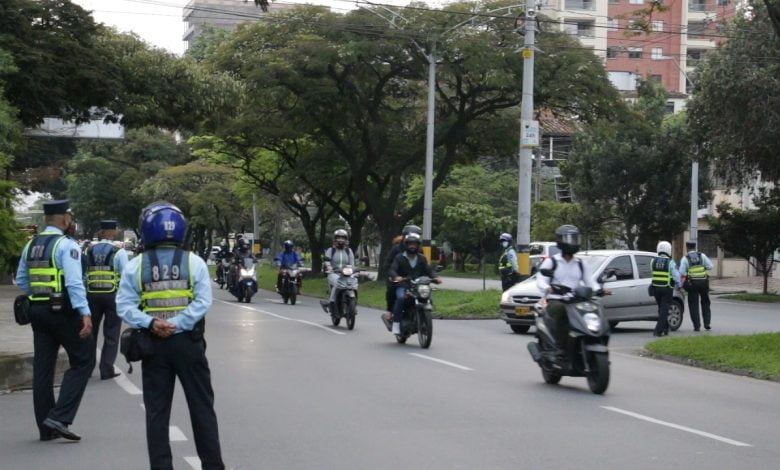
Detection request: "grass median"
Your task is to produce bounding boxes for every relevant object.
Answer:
[721,293,780,303]
[256,264,500,319]
[645,333,780,381]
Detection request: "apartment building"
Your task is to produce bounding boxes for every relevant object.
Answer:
[543,0,736,112]
[182,0,292,50]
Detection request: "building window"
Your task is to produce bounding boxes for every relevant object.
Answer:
[717,0,729,5]
[564,20,595,38]
[649,74,663,83]
[627,47,643,59]
[687,49,706,66]
[565,0,594,9]
[629,0,643,4]
[689,0,710,11]
[688,21,707,39]
[664,101,676,115]
[606,47,619,58]
[652,47,664,59]
[652,20,664,31]
[607,18,619,32]
[609,0,620,3]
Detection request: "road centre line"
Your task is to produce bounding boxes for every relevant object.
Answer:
[216,299,346,335]
[169,425,188,441]
[409,353,474,371]
[183,456,202,469]
[601,406,752,447]
[96,351,141,395]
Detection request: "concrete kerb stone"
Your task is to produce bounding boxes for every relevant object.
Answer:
[0,285,68,393]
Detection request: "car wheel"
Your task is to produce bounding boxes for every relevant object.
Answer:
[668,300,683,331]
[510,325,530,334]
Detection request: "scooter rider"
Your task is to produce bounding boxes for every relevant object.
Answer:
[325,229,355,311]
[498,232,519,291]
[388,232,441,335]
[383,225,421,323]
[275,240,304,292]
[536,225,600,365]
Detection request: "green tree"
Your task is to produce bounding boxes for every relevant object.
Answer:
[708,191,780,294]
[563,81,702,250]
[687,3,780,185]
[0,48,24,277]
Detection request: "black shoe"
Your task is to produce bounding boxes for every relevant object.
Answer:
[653,332,663,337]
[101,372,120,380]
[694,327,701,332]
[39,430,60,441]
[704,325,711,330]
[43,418,81,441]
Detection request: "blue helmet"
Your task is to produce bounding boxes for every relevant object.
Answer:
[139,201,187,247]
[499,232,513,243]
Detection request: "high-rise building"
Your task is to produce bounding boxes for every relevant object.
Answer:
[182,0,292,50]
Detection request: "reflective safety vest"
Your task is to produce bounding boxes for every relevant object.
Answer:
[85,242,119,294]
[25,232,66,302]
[499,249,515,275]
[651,257,673,288]
[686,252,708,280]
[137,248,194,320]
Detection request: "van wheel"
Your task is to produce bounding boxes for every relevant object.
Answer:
[510,325,530,334]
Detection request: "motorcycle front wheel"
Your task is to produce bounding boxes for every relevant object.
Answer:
[586,352,610,394]
[541,366,562,385]
[417,309,433,349]
[345,297,356,330]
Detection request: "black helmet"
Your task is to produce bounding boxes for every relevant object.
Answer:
[283,240,294,251]
[555,224,581,255]
[404,232,421,254]
[402,224,422,236]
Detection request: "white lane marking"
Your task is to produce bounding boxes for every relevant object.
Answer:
[169,425,188,441]
[183,456,202,469]
[602,406,752,447]
[408,353,474,371]
[114,371,143,395]
[216,299,346,335]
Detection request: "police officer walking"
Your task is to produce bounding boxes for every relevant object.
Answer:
[84,220,129,379]
[15,200,94,441]
[679,240,714,331]
[650,241,681,337]
[116,202,225,470]
[498,233,519,291]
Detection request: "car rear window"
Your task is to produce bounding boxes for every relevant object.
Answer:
[529,244,545,255]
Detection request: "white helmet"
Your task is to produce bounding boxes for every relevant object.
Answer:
[656,241,672,257]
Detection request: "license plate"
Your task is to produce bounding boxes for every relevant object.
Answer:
[515,306,530,316]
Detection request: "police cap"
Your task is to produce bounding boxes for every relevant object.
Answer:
[43,199,71,215]
[100,220,118,230]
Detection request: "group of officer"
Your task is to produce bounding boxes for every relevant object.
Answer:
[15,199,225,470]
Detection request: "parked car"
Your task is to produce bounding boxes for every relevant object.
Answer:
[500,250,685,334]
[529,242,559,275]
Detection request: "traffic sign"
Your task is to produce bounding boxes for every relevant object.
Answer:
[521,119,539,147]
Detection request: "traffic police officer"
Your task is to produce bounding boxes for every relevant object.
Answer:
[498,232,519,291]
[116,201,225,470]
[679,239,714,331]
[15,199,94,441]
[84,220,129,379]
[650,241,681,337]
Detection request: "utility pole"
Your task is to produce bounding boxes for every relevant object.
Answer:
[422,41,436,262]
[516,0,538,280]
[252,192,260,255]
[690,160,699,244]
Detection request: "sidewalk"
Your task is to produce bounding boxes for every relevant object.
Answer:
[710,276,780,295]
[0,285,68,392]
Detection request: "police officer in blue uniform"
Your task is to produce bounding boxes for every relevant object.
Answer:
[116,201,225,470]
[15,200,94,441]
[84,220,129,379]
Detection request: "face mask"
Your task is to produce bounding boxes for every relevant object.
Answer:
[501,241,509,248]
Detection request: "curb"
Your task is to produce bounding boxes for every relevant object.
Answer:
[0,352,69,393]
[639,348,780,383]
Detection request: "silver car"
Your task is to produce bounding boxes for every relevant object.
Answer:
[500,250,685,334]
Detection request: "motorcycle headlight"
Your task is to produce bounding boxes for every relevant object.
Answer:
[501,291,511,303]
[241,267,255,277]
[417,285,431,299]
[342,267,353,276]
[576,301,599,313]
[290,270,298,277]
[583,313,601,332]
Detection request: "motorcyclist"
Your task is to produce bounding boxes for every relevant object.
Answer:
[498,232,519,291]
[275,240,304,292]
[388,232,441,335]
[230,236,255,287]
[383,224,422,323]
[536,225,601,365]
[324,229,355,311]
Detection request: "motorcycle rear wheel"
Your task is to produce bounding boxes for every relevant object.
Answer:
[586,352,610,394]
[417,309,433,349]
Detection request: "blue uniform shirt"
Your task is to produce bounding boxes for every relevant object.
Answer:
[16,226,91,316]
[678,251,714,276]
[82,240,130,285]
[116,248,212,333]
[275,250,303,268]
[504,247,519,273]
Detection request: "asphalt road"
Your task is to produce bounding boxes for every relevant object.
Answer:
[1,288,779,469]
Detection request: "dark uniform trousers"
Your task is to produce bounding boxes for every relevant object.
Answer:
[653,286,674,335]
[501,273,519,292]
[687,279,712,329]
[88,293,121,378]
[29,304,94,434]
[142,333,224,470]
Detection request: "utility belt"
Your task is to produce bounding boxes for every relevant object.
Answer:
[120,318,206,373]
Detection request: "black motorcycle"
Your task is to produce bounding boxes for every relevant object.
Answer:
[215,254,232,290]
[383,276,435,349]
[278,264,302,305]
[526,283,610,394]
[320,265,359,330]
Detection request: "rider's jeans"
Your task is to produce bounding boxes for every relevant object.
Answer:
[392,287,410,323]
[327,273,340,302]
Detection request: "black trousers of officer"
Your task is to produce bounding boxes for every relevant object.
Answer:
[88,293,121,378]
[29,304,94,435]
[142,333,224,470]
[501,273,520,292]
[653,286,674,335]
[687,279,711,329]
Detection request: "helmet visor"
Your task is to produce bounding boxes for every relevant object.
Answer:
[559,232,581,246]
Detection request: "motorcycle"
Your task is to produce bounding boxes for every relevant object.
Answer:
[526,283,611,394]
[215,254,232,290]
[278,263,302,305]
[382,276,435,349]
[320,265,359,330]
[230,257,257,303]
